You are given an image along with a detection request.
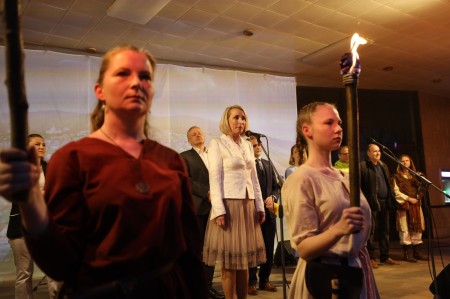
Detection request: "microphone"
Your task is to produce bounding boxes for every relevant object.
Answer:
[245,130,266,138]
[369,138,388,150]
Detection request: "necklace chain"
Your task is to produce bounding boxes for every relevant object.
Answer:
[99,127,149,194]
[100,128,146,146]
[100,128,119,147]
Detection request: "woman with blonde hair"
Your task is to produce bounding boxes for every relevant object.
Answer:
[203,104,266,299]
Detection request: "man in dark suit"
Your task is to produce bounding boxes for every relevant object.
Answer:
[360,143,401,269]
[181,126,224,299]
[248,136,279,295]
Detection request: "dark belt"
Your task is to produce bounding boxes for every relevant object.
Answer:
[315,257,349,266]
[64,261,176,299]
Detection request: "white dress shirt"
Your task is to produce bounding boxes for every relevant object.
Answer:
[193,145,209,169]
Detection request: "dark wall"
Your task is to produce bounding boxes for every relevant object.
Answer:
[296,86,424,173]
[418,92,450,239]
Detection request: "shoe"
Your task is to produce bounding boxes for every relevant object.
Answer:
[248,285,258,296]
[413,244,429,261]
[403,245,418,262]
[381,257,401,265]
[259,282,277,292]
[370,259,379,269]
[413,253,429,261]
[403,255,417,263]
[208,287,225,299]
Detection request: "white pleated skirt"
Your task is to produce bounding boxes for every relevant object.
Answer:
[202,198,266,270]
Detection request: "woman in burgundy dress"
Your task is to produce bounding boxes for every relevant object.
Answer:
[0,45,207,299]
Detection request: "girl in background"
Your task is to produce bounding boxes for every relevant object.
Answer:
[285,144,307,179]
[7,134,61,299]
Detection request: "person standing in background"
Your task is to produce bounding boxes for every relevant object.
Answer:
[6,133,61,299]
[392,154,428,262]
[181,126,225,299]
[285,144,306,179]
[361,144,401,269]
[202,104,266,299]
[247,136,279,296]
[334,145,350,172]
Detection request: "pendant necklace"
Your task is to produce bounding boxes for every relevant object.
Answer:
[100,128,150,194]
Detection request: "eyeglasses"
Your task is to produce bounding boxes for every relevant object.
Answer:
[252,144,261,148]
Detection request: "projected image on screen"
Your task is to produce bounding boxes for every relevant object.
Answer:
[441,169,450,204]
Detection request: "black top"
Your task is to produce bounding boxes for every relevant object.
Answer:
[6,160,47,239]
[374,163,389,199]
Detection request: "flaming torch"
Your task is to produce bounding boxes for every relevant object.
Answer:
[340,33,367,207]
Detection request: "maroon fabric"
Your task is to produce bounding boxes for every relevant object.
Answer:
[392,173,418,198]
[26,137,206,298]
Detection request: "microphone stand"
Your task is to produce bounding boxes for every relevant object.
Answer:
[259,138,288,299]
[372,140,450,299]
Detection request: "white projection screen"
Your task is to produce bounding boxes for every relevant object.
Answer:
[0,47,297,279]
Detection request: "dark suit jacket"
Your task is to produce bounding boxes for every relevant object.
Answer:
[360,159,396,211]
[181,148,211,216]
[258,158,280,220]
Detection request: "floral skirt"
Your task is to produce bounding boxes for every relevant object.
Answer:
[202,198,266,270]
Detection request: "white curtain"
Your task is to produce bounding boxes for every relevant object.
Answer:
[0,47,297,171]
[0,47,297,267]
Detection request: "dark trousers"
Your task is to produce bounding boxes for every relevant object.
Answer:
[367,200,390,261]
[198,214,215,287]
[249,218,276,287]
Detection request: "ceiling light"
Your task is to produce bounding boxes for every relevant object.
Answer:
[86,47,97,54]
[107,0,170,25]
[243,29,254,37]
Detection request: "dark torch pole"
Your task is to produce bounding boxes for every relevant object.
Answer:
[339,34,366,207]
[342,70,360,207]
[4,0,29,200]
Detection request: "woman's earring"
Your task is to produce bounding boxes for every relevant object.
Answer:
[101,103,106,110]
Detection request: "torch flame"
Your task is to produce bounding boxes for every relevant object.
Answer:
[349,33,367,74]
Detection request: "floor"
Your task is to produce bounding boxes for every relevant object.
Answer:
[0,241,448,298]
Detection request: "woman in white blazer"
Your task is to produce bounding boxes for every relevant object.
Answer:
[203,104,266,299]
